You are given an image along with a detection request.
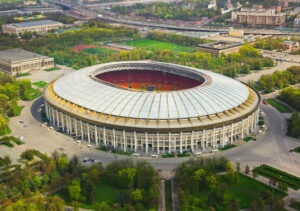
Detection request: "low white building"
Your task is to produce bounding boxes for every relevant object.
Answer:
[2,20,63,35]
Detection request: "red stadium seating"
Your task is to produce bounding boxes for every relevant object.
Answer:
[96,70,200,91]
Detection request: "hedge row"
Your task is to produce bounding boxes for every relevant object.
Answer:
[256,164,300,190]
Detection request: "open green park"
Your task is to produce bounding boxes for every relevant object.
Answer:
[217,174,286,210]
[122,39,196,53]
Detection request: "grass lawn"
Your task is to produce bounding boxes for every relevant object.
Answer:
[218,174,287,209]
[165,180,172,211]
[122,39,196,53]
[32,81,48,88]
[266,98,291,113]
[243,137,252,142]
[14,105,23,116]
[256,164,300,190]
[56,183,118,209]
[290,146,300,153]
[16,72,31,77]
[83,47,117,57]
[44,67,60,72]
[219,144,236,151]
[28,88,42,100]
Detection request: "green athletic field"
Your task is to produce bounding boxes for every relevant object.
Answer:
[122,39,195,53]
[83,47,117,57]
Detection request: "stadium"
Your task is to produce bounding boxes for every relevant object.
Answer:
[43,61,260,154]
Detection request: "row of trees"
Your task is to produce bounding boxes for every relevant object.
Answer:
[147,30,210,46]
[112,0,220,21]
[254,66,300,92]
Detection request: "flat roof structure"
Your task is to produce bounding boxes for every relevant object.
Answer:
[2,20,63,35]
[0,48,48,63]
[0,48,54,76]
[8,20,60,28]
[197,41,243,56]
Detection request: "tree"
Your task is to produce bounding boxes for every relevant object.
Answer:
[94,202,113,211]
[235,162,240,173]
[277,181,288,193]
[228,199,239,211]
[245,165,250,175]
[3,155,11,167]
[226,161,238,183]
[47,195,65,211]
[68,179,82,210]
[251,197,264,211]
[118,168,136,189]
[252,167,259,179]
[131,189,143,202]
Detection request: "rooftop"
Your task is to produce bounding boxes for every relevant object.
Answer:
[198,41,243,50]
[8,20,62,28]
[0,48,48,63]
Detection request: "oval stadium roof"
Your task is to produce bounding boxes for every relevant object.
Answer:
[53,61,250,120]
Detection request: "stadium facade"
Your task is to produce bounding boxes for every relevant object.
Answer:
[43,61,260,154]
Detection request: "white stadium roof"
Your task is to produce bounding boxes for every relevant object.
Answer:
[53,61,250,120]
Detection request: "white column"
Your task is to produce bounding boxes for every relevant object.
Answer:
[113,129,116,149]
[251,114,255,132]
[157,132,159,154]
[213,128,216,148]
[145,132,148,154]
[68,116,72,135]
[134,131,137,153]
[80,121,83,141]
[95,125,98,146]
[87,123,90,144]
[51,108,55,125]
[123,130,126,152]
[61,113,65,131]
[191,131,194,152]
[231,123,234,144]
[103,127,106,145]
[202,129,205,150]
[241,120,244,140]
[168,132,171,153]
[180,132,183,154]
[56,111,59,128]
[75,120,78,137]
[222,126,225,146]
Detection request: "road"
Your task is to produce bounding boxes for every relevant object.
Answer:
[86,0,181,7]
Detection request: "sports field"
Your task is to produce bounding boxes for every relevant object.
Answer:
[122,39,195,53]
[83,47,117,57]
